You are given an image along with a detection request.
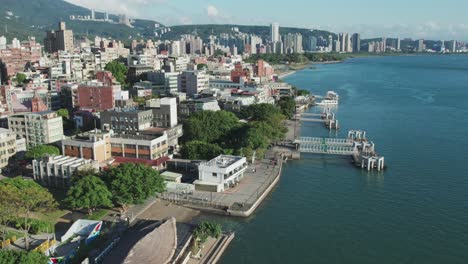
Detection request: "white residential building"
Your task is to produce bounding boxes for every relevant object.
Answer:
[8,111,64,148]
[33,155,99,188]
[0,128,17,169]
[178,71,209,96]
[195,155,248,192]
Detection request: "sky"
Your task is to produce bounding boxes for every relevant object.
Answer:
[65,0,468,40]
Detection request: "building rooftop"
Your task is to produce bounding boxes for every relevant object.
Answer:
[202,155,244,168]
[112,133,165,141]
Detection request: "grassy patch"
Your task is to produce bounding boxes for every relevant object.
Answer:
[85,209,110,221]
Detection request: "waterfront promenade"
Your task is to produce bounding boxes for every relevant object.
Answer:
[160,152,283,217]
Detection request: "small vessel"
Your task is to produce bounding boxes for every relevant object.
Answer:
[325,91,339,101]
[316,99,338,106]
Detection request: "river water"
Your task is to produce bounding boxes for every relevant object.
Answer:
[215,55,468,264]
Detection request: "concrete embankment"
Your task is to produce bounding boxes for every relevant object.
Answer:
[228,162,283,217]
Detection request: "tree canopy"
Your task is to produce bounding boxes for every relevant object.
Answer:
[64,175,113,215]
[245,52,348,65]
[180,141,224,160]
[183,110,240,143]
[0,177,57,249]
[103,163,166,205]
[278,96,296,119]
[0,250,49,264]
[104,60,128,85]
[25,145,60,159]
[57,108,69,119]
[15,73,27,84]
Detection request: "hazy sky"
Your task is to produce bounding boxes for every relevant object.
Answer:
[66,0,468,40]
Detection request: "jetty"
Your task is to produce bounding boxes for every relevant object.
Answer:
[299,108,339,130]
[294,130,385,171]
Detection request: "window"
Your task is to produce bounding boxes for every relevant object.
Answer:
[212,173,217,177]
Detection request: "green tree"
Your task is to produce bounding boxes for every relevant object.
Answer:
[0,177,57,250]
[180,141,224,160]
[197,63,208,70]
[104,60,128,85]
[25,145,60,159]
[103,163,165,206]
[64,175,113,215]
[0,250,49,264]
[183,110,240,143]
[191,221,222,252]
[57,108,69,119]
[0,185,17,241]
[213,49,224,57]
[15,73,27,84]
[278,96,296,119]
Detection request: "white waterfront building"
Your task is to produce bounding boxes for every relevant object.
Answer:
[195,155,248,192]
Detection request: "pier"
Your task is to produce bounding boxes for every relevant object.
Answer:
[294,130,385,171]
[299,109,340,130]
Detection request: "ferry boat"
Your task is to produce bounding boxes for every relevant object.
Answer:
[325,91,339,101]
[316,99,339,106]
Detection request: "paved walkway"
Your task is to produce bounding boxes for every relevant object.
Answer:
[160,154,282,212]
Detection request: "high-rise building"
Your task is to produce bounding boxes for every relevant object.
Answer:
[271,23,280,43]
[328,35,333,51]
[351,33,360,53]
[104,12,109,21]
[418,39,425,52]
[449,40,457,53]
[382,37,387,52]
[334,40,341,52]
[44,22,74,53]
[440,40,446,52]
[91,9,95,20]
[309,36,318,52]
[294,33,303,53]
[178,70,209,96]
[396,37,401,51]
[271,23,280,53]
[282,33,303,54]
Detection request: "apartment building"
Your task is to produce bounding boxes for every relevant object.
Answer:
[8,111,64,148]
[0,128,16,169]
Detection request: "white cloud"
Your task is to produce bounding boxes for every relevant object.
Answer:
[206,5,219,17]
[65,0,167,17]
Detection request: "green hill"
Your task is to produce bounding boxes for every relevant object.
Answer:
[0,0,164,41]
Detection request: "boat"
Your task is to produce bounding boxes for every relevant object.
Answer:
[316,99,338,106]
[325,91,339,101]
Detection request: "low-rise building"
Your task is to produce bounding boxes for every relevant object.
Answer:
[61,130,112,162]
[178,97,220,116]
[100,108,153,133]
[0,128,16,170]
[33,155,99,188]
[110,133,168,160]
[195,155,247,192]
[8,111,64,148]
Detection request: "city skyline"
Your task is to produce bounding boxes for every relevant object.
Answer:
[65,0,468,40]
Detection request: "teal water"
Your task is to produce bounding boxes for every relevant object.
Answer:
[215,55,468,264]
